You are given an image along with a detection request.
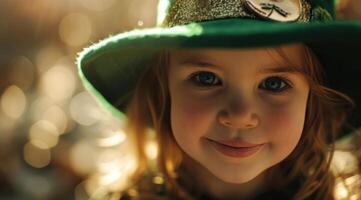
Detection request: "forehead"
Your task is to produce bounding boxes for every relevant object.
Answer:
[169,43,306,69]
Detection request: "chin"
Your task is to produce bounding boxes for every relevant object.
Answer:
[207,166,262,184]
[218,173,258,184]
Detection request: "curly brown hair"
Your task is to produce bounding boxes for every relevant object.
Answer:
[123,44,355,200]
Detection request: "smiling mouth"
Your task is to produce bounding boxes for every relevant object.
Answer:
[206,138,264,158]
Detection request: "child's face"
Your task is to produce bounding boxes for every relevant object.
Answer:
[168,44,310,184]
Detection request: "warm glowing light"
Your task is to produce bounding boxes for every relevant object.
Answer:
[97,159,120,174]
[96,154,137,190]
[29,96,53,120]
[145,140,158,160]
[128,0,157,27]
[30,140,51,150]
[97,130,126,147]
[23,142,51,168]
[127,188,138,197]
[153,176,164,185]
[39,65,76,102]
[331,151,358,174]
[345,175,360,186]
[98,153,137,173]
[70,141,98,175]
[98,157,137,191]
[29,120,59,149]
[96,149,122,172]
[334,181,349,200]
[350,194,360,200]
[99,169,123,186]
[85,174,127,198]
[84,177,100,198]
[1,85,27,119]
[35,45,64,73]
[137,20,144,26]
[59,13,92,47]
[41,106,68,135]
[70,92,106,126]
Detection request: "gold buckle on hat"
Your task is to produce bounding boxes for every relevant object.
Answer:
[163,0,311,27]
[245,0,305,22]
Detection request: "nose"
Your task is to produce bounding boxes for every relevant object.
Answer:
[217,95,259,130]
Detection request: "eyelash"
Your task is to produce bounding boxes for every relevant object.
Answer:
[259,76,292,92]
[189,71,222,87]
[188,71,293,93]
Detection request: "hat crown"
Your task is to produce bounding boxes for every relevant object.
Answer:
[156,0,336,26]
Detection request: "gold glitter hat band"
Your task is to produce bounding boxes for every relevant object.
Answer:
[161,0,327,27]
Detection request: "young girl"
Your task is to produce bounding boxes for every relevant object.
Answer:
[77,0,361,199]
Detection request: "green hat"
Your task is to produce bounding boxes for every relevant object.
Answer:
[77,0,361,137]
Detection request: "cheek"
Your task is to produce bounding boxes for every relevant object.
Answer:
[172,97,204,130]
[170,93,215,148]
[262,100,306,153]
[265,108,304,139]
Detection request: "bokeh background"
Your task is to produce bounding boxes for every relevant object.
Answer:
[0,0,360,200]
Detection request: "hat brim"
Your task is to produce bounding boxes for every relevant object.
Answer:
[78,18,361,137]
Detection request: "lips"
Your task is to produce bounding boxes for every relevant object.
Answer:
[210,138,263,148]
[207,138,264,158]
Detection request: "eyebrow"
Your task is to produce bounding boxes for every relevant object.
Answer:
[258,66,299,74]
[179,59,299,74]
[179,59,218,68]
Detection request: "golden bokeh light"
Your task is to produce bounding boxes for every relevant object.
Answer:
[334,175,360,200]
[145,140,158,160]
[1,85,27,119]
[351,195,360,200]
[332,149,361,200]
[29,96,54,121]
[137,20,144,27]
[97,130,126,147]
[84,178,100,199]
[41,105,68,135]
[128,0,157,27]
[331,150,359,174]
[23,142,51,168]
[99,169,123,186]
[29,96,76,134]
[153,176,164,185]
[29,120,59,149]
[70,91,106,126]
[82,152,138,198]
[99,155,137,188]
[59,13,93,47]
[35,45,64,74]
[84,175,127,199]
[96,149,124,173]
[39,65,76,102]
[335,181,349,200]
[144,128,158,161]
[70,141,98,175]
[30,139,51,150]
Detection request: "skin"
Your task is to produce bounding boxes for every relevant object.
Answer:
[167,44,310,199]
[337,0,361,20]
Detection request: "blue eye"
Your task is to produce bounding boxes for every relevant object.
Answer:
[190,71,221,87]
[259,76,291,92]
